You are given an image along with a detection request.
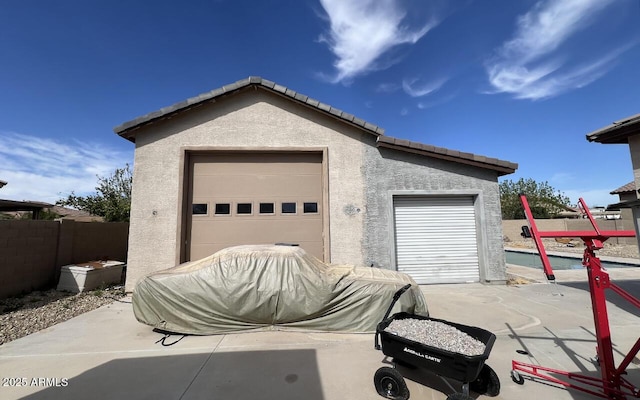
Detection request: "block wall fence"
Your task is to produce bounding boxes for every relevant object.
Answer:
[502,219,636,246]
[0,220,128,298]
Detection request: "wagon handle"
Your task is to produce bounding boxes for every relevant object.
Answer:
[383,284,412,321]
[375,284,412,350]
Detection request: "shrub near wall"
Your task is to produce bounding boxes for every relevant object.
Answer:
[0,220,129,299]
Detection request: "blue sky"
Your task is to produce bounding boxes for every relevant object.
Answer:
[1,0,639,207]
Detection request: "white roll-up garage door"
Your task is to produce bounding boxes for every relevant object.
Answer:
[394,196,480,284]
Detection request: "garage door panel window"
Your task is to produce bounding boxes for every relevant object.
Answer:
[214,203,231,215]
[192,203,208,215]
[259,203,275,214]
[237,203,253,215]
[281,202,297,214]
[303,202,318,214]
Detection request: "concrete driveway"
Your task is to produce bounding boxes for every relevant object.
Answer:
[0,266,638,400]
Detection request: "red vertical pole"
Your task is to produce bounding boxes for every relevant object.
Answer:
[584,250,619,398]
[519,194,555,280]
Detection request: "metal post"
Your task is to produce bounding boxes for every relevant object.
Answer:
[585,250,618,398]
[511,195,638,399]
[518,194,555,280]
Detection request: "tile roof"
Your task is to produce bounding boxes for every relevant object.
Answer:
[606,198,640,211]
[376,136,517,176]
[114,76,385,140]
[586,112,640,144]
[114,76,517,176]
[610,181,636,194]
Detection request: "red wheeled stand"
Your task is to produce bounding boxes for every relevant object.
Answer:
[511,194,640,399]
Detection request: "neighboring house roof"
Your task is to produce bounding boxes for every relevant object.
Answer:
[114,76,517,176]
[556,210,580,218]
[586,112,640,144]
[607,181,638,211]
[0,199,53,220]
[51,206,104,221]
[607,199,640,211]
[0,199,52,211]
[610,181,636,195]
[0,200,103,221]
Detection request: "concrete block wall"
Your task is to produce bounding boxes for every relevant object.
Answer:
[0,220,59,298]
[502,219,565,243]
[363,145,507,283]
[68,221,129,265]
[502,219,636,245]
[0,220,129,299]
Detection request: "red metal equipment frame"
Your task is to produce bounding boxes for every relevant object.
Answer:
[511,194,640,399]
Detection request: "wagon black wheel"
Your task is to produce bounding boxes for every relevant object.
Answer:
[470,364,500,396]
[446,393,472,400]
[511,370,525,385]
[374,367,409,400]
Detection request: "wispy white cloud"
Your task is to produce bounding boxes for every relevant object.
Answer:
[400,108,409,116]
[417,91,458,109]
[500,0,612,64]
[485,0,629,100]
[0,132,133,204]
[318,0,438,83]
[402,77,447,97]
[375,82,401,93]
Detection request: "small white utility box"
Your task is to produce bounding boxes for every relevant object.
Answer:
[57,261,125,293]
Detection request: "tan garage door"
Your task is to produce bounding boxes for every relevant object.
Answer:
[187,152,324,261]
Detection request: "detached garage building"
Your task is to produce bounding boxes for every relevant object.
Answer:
[115,77,517,291]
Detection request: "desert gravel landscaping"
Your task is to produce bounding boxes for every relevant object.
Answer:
[0,286,126,346]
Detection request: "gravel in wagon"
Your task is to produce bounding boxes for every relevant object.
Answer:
[385,318,486,356]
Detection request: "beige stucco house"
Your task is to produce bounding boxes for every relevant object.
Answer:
[115,77,517,291]
[609,181,636,221]
[610,181,637,204]
[587,112,640,248]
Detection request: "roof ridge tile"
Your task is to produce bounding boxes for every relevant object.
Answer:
[376,135,517,176]
[114,76,384,137]
[112,76,516,176]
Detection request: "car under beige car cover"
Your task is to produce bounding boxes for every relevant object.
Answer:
[132,245,428,335]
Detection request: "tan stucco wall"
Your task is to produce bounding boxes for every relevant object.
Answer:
[125,89,368,290]
[630,135,640,192]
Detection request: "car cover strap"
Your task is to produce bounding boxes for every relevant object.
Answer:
[155,332,187,347]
